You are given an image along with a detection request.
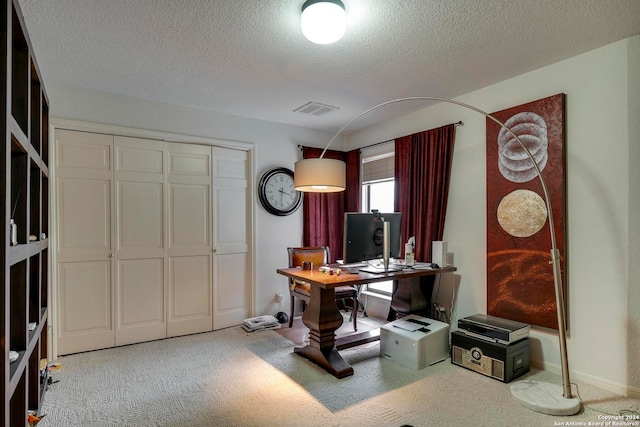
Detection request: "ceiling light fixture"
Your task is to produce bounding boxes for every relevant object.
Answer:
[294,96,580,416]
[300,0,347,45]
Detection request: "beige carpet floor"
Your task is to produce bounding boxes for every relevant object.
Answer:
[38,316,639,427]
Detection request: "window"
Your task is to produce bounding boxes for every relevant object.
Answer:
[360,142,394,295]
[361,141,395,212]
[362,180,394,214]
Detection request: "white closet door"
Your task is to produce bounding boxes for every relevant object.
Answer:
[55,129,115,355]
[166,143,213,337]
[212,147,250,328]
[114,136,167,346]
[54,125,253,355]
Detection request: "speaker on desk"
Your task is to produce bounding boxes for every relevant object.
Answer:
[432,241,447,266]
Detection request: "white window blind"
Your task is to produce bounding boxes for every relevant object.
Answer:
[361,141,394,184]
[362,156,393,184]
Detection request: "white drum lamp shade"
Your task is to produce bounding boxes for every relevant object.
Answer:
[301,0,346,45]
[294,158,346,192]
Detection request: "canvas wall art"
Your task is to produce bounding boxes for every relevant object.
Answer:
[486,93,566,330]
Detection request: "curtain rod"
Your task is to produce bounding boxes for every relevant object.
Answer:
[298,120,463,152]
[349,120,464,152]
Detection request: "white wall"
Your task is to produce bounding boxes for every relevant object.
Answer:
[345,37,639,395]
[46,82,338,319]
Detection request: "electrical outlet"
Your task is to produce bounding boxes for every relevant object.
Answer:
[275,292,283,303]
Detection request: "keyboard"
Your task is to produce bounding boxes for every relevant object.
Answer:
[339,262,368,273]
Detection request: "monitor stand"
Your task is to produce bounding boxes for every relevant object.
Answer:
[382,221,390,270]
[356,220,405,274]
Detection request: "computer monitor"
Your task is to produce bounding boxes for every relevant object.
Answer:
[342,211,402,264]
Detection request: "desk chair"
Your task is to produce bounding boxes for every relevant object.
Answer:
[287,246,359,331]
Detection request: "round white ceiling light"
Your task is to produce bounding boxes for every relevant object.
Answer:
[301,0,346,45]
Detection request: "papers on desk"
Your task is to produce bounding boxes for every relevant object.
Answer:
[357,260,405,274]
[412,262,434,270]
[242,315,281,332]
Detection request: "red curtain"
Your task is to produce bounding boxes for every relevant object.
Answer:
[302,147,360,262]
[394,124,456,262]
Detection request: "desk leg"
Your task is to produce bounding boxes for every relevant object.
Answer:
[390,276,435,319]
[294,285,354,378]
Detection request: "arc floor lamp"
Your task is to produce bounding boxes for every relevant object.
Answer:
[293,96,581,416]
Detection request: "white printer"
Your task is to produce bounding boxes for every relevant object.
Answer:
[380,315,449,370]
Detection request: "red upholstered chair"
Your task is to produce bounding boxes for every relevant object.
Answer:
[287,246,359,331]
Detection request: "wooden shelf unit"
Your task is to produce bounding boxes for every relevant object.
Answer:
[2,0,50,425]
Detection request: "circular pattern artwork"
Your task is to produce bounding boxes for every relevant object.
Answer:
[497,112,548,183]
[497,189,547,238]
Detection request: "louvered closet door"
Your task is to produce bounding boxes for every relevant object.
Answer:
[212,147,250,328]
[166,143,213,337]
[55,130,115,355]
[114,137,167,346]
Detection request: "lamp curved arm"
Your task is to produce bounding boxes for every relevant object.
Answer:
[325,96,572,398]
[324,97,557,248]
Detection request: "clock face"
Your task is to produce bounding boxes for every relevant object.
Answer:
[258,167,303,216]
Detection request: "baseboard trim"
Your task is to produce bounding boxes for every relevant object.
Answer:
[531,357,640,398]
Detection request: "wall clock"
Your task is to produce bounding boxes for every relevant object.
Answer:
[258,167,303,216]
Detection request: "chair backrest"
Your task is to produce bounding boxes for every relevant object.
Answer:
[287,246,330,269]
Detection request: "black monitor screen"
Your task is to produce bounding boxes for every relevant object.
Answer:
[343,212,402,263]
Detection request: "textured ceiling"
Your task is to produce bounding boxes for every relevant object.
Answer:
[17,0,640,133]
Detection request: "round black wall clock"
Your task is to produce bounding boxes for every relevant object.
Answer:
[258,167,303,216]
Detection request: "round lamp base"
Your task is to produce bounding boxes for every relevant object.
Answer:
[510,380,581,416]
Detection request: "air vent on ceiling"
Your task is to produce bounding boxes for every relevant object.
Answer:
[293,101,339,117]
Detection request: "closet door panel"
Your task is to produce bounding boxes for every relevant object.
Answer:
[169,184,209,250]
[114,137,167,344]
[167,255,211,336]
[57,260,114,353]
[167,143,212,336]
[58,263,111,333]
[117,180,165,257]
[56,178,111,262]
[116,257,165,346]
[117,144,163,175]
[56,134,111,173]
[214,253,248,310]
[169,149,209,177]
[55,130,114,355]
[212,147,250,328]
[215,188,248,254]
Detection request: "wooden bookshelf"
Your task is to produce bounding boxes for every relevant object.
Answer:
[2,0,50,425]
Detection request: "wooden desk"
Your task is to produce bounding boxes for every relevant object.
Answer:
[276,265,456,378]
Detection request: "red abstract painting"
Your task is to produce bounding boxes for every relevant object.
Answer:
[486,94,566,330]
